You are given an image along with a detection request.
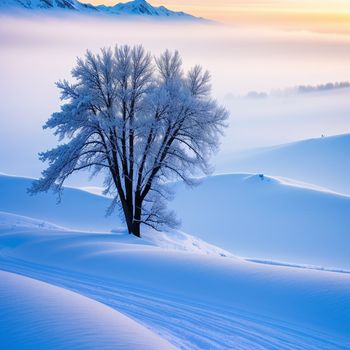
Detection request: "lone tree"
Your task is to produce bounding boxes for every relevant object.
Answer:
[30,45,228,237]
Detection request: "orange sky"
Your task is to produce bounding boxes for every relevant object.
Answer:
[81,0,350,33]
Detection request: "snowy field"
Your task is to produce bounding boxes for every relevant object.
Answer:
[1,167,349,349]
[1,211,350,349]
[171,172,350,269]
[0,270,177,350]
[1,8,350,350]
[2,163,350,270]
[217,133,350,195]
[1,151,350,348]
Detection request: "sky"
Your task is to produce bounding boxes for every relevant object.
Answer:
[82,0,350,33]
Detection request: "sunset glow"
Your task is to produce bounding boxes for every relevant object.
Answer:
[82,0,350,33]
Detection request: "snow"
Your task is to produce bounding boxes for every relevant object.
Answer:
[0,172,230,257]
[0,209,231,257]
[217,133,350,195]
[141,228,232,257]
[0,211,349,349]
[2,171,350,269]
[170,173,350,269]
[0,169,349,348]
[0,173,115,231]
[0,210,64,230]
[0,270,177,350]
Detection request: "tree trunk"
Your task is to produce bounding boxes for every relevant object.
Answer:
[130,194,142,238]
[131,221,141,238]
[122,200,141,238]
[124,210,134,236]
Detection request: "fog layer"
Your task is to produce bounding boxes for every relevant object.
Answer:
[1,15,349,184]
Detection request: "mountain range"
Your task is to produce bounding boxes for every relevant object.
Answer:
[0,0,200,19]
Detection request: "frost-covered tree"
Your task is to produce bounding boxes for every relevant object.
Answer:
[30,45,228,237]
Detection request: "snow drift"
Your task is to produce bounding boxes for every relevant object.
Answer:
[170,173,350,269]
[0,270,177,350]
[217,133,350,195]
[0,173,115,231]
[0,210,231,257]
[1,172,350,269]
[0,212,349,349]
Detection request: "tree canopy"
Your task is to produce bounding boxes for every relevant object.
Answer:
[30,45,228,237]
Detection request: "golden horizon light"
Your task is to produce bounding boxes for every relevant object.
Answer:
[80,0,350,34]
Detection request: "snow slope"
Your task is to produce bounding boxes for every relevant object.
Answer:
[217,133,350,195]
[0,212,349,349]
[170,173,350,269]
[0,173,116,231]
[0,210,231,257]
[1,172,349,269]
[0,271,175,350]
[0,173,230,256]
[0,270,177,350]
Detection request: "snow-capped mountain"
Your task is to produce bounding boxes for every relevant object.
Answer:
[0,0,97,11]
[0,0,200,19]
[99,0,191,17]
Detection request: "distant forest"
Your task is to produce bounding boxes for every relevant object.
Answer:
[244,81,350,99]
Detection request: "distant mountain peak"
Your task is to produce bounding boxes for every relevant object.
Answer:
[0,0,203,20]
[102,0,199,19]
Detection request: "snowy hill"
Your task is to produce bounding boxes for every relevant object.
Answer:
[1,173,349,348]
[0,174,115,231]
[217,133,350,195]
[1,172,349,269]
[0,212,349,349]
[0,210,231,257]
[0,270,177,350]
[170,173,350,269]
[0,0,200,19]
[0,174,230,257]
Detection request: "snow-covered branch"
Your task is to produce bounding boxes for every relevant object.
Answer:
[31,44,229,237]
